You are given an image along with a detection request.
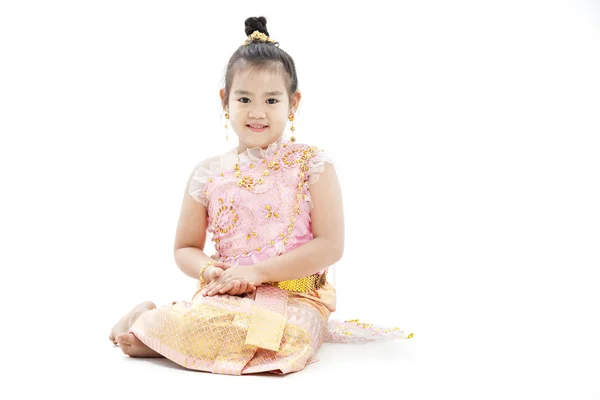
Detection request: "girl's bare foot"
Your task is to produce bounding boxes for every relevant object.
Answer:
[109,301,156,344]
[115,332,163,357]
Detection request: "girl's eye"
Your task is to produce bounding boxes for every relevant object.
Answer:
[237,98,278,104]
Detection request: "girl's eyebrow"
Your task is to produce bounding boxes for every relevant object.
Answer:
[234,90,284,96]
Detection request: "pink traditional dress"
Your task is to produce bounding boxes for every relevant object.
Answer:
[129,137,412,375]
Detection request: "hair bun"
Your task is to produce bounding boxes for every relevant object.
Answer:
[244,16,269,37]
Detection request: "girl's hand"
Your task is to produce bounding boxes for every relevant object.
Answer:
[204,265,224,283]
[202,262,266,297]
[203,264,255,296]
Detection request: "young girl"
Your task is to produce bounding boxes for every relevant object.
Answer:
[109,16,413,376]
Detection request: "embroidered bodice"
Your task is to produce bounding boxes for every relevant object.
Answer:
[189,137,331,266]
[187,139,413,343]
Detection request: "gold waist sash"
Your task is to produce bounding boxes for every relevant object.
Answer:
[270,272,327,292]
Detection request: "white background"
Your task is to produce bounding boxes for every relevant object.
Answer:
[1,0,599,399]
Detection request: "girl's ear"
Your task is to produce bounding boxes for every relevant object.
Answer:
[219,88,227,109]
[290,90,302,114]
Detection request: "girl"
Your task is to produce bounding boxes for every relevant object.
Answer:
[109,16,412,376]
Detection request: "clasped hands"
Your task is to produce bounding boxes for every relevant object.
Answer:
[201,262,267,297]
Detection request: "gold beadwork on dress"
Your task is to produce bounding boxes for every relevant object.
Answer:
[213,204,238,234]
[246,231,258,240]
[265,205,279,219]
[271,145,317,246]
[237,175,255,190]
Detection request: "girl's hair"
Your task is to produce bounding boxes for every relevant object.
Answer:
[222,16,298,108]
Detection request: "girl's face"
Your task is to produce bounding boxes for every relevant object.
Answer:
[221,68,300,152]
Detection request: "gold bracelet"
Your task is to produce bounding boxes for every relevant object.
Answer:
[199,260,214,285]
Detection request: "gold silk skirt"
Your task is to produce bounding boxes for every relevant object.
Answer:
[129,281,337,375]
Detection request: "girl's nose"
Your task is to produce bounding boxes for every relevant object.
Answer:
[248,109,266,118]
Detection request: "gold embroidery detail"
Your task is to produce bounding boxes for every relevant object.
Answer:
[267,161,280,170]
[213,204,238,234]
[265,205,278,219]
[237,176,254,190]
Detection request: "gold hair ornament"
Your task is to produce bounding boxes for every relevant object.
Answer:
[243,30,276,46]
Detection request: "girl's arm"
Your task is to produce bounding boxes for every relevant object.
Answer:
[255,162,345,282]
[173,171,213,280]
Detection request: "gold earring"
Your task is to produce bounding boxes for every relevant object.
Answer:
[289,114,296,143]
[224,112,229,141]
